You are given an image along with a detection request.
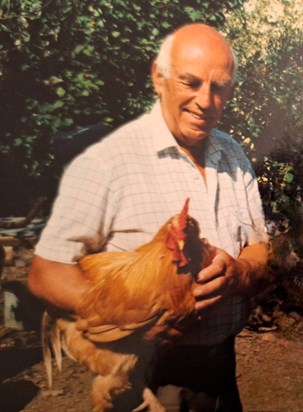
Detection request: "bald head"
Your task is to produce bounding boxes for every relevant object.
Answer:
[156,23,237,85]
[152,23,236,146]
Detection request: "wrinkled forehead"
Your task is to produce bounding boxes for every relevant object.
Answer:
[170,36,234,83]
[172,25,233,57]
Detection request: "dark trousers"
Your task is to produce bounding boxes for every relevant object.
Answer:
[147,335,243,412]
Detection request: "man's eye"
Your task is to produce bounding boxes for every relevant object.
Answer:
[183,81,200,89]
[212,83,227,93]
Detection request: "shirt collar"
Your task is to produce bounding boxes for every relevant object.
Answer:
[206,130,224,166]
[150,100,225,165]
[151,100,179,152]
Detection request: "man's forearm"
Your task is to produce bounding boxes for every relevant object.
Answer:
[28,255,92,312]
[236,242,270,296]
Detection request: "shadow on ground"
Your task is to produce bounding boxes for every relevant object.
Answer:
[0,345,42,411]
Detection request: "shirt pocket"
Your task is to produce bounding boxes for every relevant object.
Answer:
[228,214,250,256]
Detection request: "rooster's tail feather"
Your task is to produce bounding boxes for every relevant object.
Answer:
[41,311,63,388]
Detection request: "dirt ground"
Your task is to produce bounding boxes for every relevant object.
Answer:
[1,245,303,412]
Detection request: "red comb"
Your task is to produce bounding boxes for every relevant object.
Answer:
[178,198,190,231]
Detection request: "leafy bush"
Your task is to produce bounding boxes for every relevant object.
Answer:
[1,0,302,228]
[0,0,243,184]
[221,0,303,228]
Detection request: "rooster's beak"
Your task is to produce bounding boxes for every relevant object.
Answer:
[177,239,184,251]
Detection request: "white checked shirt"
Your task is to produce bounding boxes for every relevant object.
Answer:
[35,101,267,345]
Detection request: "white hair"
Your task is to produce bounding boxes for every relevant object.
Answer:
[154,33,175,79]
[155,31,238,86]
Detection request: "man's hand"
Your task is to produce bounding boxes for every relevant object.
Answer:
[193,243,269,312]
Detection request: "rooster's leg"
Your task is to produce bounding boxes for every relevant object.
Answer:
[132,387,167,412]
[91,374,131,412]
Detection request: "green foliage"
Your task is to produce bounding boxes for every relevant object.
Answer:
[0,0,243,182]
[4,0,302,232]
[255,142,303,256]
[221,0,303,226]
[222,0,303,156]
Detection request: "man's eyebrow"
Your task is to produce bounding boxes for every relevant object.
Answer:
[178,72,232,87]
[214,78,232,87]
[179,73,201,82]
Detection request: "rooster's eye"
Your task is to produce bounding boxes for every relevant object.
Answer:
[188,219,195,227]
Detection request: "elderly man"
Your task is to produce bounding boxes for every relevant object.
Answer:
[28,23,268,411]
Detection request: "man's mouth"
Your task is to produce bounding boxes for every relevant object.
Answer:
[192,113,205,120]
[184,109,212,121]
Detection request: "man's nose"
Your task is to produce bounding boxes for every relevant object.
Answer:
[195,84,212,110]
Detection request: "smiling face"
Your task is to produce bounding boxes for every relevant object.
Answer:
[152,25,235,147]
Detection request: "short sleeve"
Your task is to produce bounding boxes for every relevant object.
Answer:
[35,153,115,263]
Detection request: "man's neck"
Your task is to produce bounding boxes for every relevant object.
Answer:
[178,139,207,181]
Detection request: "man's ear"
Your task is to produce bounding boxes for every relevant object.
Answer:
[151,61,165,97]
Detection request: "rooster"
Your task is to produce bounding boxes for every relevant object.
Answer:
[42,198,212,412]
